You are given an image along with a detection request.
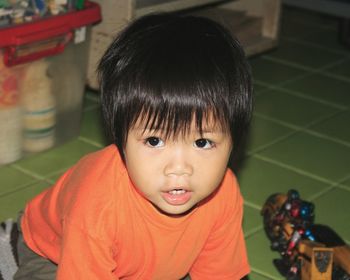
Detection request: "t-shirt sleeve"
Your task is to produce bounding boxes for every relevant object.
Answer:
[190,174,250,280]
[56,221,118,280]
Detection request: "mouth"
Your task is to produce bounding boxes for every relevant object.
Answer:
[161,188,192,206]
[167,189,187,195]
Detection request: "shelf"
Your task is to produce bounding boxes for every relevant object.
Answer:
[283,0,350,18]
[136,0,229,16]
[188,5,278,56]
[87,0,281,89]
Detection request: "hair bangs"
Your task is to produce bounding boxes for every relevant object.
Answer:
[125,55,231,141]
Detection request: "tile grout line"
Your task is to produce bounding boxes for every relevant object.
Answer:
[0,181,41,198]
[24,138,108,181]
[262,56,314,72]
[0,164,55,198]
[252,154,336,186]
[300,107,350,140]
[248,109,348,155]
[269,86,347,110]
[244,226,264,239]
[254,65,347,109]
[300,128,350,148]
[253,111,337,131]
[44,167,73,184]
[78,136,104,148]
[337,183,350,192]
[246,129,299,156]
[243,200,262,211]
[317,70,350,84]
[282,16,337,31]
[261,55,349,83]
[8,165,59,192]
[264,54,347,73]
[2,140,105,200]
[337,174,350,185]
[253,69,314,96]
[29,165,78,184]
[309,173,350,202]
[255,80,348,110]
[250,52,343,95]
[259,73,348,106]
[10,164,46,181]
[307,185,337,202]
[282,36,350,57]
[7,137,105,186]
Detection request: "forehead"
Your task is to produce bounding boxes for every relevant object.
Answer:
[131,112,228,134]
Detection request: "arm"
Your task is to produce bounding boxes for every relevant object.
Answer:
[56,222,118,280]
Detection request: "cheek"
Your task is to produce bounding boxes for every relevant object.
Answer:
[126,158,149,184]
[207,166,227,188]
[196,152,230,188]
[125,150,161,194]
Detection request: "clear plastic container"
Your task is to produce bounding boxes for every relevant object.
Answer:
[0,1,101,165]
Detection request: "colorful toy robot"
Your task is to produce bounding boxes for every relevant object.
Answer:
[261,189,350,280]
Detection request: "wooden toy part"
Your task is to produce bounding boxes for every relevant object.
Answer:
[333,245,350,275]
[299,240,333,280]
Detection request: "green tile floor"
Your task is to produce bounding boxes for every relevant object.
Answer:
[1,5,350,280]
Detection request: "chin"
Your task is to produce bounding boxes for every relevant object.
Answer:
[154,203,198,217]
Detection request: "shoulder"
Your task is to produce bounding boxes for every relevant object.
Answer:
[64,144,126,187]
[73,144,124,173]
[65,143,126,191]
[57,145,128,224]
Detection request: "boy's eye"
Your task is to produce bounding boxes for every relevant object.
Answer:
[194,138,214,149]
[145,137,164,147]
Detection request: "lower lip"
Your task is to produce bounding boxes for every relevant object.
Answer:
[161,191,192,205]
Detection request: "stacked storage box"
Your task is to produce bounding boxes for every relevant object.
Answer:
[0,1,101,164]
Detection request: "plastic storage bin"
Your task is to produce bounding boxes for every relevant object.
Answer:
[0,1,101,165]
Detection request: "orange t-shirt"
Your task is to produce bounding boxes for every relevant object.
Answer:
[21,145,250,279]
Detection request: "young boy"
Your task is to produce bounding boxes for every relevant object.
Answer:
[15,12,253,280]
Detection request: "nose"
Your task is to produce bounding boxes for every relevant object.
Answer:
[163,147,193,177]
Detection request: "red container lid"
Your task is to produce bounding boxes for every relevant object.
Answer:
[0,1,101,66]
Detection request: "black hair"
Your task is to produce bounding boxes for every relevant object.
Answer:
[98,13,253,159]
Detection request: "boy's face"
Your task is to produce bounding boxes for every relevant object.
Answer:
[124,118,233,216]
